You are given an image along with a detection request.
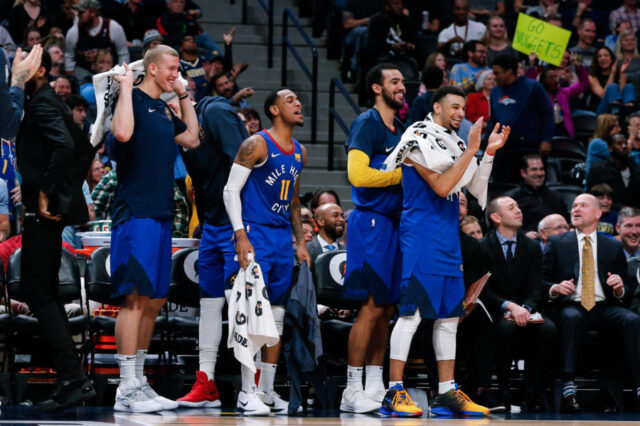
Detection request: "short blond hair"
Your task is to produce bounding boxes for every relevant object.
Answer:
[143,44,179,72]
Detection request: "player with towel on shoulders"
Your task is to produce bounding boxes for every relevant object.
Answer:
[380,85,510,417]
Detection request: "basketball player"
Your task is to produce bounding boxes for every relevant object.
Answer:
[223,87,310,415]
[383,86,509,417]
[177,98,248,407]
[110,45,200,412]
[340,63,406,414]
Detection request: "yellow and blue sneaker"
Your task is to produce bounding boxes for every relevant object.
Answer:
[430,387,489,417]
[379,384,423,417]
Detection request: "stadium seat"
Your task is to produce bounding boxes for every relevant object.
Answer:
[168,248,200,341]
[313,250,360,310]
[546,184,583,214]
[550,136,587,160]
[572,111,597,145]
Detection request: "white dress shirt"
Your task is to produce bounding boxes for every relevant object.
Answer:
[317,234,337,253]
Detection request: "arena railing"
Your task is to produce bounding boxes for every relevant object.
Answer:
[281,8,318,145]
[241,0,274,68]
[328,77,360,171]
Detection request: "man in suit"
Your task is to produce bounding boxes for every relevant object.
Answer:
[543,193,640,412]
[308,203,346,263]
[482,196,557,412]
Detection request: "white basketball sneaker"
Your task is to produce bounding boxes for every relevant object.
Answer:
[340,388,381,413]
[258,390,303,413]
[114,381,163,413]
[365,388,387,404]
[139,377,179,410]
[237,390,270,416]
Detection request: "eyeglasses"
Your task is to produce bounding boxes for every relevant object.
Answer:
[545,224,570,231]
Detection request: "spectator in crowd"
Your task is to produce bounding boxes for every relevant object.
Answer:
[465,70,494,125]
[587,133,640,209]
[616,206,640,258]
[586,114,620,174]
[22,26,41,48]
[426,51,447,71]
[538,213,570,250]
[507,154,567,234]
[64,0,129,80]
[482,15,518,65]
[238,107,262,136]
[609,0,640,33]
[9,0,51,46]
[210,72,253,108]
[91,169,189,237]
[91,48,114,74]
[15,47,96,411]
[53,74,74,101]
[341,0,384,81]
[106,0,162,46]
[65,94,89,133]
[408,66,444,124]
[482,196,556,412]
[86,158,105,193]
[566,0,609,41]
[630,113,640,165]
[460,215,484,239]
[365,0,418,80]
[589,46,634,114]
[569,18,598,68]
[302,221,315,243]
[143,29,164,54]
[0,26,17,61]
[590,183,618,235]
[614,30,640,92]
[179,35,210,102]
[308,203,346,263]
[47,44,65,79]
[489,54,554,182]
[156,0,219,52]
[310,188,341,215]
[469,0,503,22]
[527,0,559,19]
[540,64,589,138]
[450,40,490,94]
[542,193,640,413]
[438,0,487,57]
[606,19,632,52]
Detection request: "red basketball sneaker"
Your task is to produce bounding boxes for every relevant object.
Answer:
[177,371,221,407]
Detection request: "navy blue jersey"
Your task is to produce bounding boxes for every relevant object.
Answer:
[241,130,303,228]
[182,96,248,226]
[345,108,404,216]
[180,57,210,102]
[113,88,187,226]
[400,164,463,277]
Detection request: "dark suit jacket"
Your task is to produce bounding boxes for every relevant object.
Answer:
[506,183,568,232]
[586,159,640,210]
[541,231,633,306]
[16,84,94,225]
[480,229,543,317]
[308,235,345,265]
[460,230,488,290]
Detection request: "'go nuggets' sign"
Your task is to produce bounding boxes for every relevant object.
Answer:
[512,13,571,66]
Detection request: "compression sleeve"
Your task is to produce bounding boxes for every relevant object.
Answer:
[347,149,402,188]
[223,163,252,232]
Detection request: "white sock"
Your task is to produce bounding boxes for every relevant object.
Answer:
[389,380,403,389]
[116,354,137,388]
[258,362,277,393]
[433,317,458,361]
[364,365,385,393]
[199,298,224,380]
[241,364,256,393]
[438,380,455,394]
[347,365,364,391]
[135,349,147,382]
[389,310,421,362]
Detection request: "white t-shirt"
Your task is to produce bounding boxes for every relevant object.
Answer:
[437,20,487,56]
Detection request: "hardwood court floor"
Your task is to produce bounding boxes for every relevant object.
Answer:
[2,407,640,425]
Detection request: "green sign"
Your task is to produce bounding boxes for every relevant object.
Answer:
[512,13,571,66]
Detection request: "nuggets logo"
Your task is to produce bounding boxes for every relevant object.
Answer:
[255,301,263,316]
[295,152,302,162]
[235,311,247,325]
[133,74,144,86]
[498,96,516,106]
[198,125,205,141]
[164,107,172,120]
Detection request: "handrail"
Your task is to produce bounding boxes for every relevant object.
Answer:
[328,77,360,171]
[242,0,274,68]
[282,8,318,144]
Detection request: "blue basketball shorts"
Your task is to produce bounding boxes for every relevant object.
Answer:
[342,208,402,305]
[199,223,239,298]
[245,222,293,305]
[110,216,172,299]
[399,265,465,319]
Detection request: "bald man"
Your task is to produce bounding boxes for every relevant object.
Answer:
[308,203,346,263]
[538,214,570,250]
[542,193,640,413]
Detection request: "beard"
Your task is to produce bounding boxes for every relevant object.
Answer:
[382,88,403,110]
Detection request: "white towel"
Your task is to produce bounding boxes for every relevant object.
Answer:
[383,113,494,208]
[227,258,279,372]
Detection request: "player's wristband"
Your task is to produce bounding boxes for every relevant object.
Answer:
[178,93,189,100]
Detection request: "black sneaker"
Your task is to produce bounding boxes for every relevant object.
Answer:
[36,376,96,412]
[475,389,506,413]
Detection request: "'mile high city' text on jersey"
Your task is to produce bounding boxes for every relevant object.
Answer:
[241,130,303,227]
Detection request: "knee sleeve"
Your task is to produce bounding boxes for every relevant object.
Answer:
[433,317,458,361]
[272,305,285,336]
[389,310,421,362]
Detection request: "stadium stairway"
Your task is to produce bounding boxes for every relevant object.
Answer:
[201,0,360,209]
